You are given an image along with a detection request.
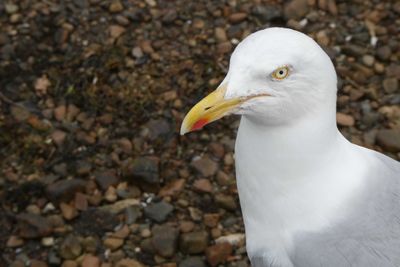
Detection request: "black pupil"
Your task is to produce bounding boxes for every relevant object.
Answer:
[279,70,284,75]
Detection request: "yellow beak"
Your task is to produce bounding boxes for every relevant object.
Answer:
[180,84,269,135]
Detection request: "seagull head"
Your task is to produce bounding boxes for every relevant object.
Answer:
[181,27,338,135]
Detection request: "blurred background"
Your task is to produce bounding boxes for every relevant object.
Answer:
[0,0,399,266]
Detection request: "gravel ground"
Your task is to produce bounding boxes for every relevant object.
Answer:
[0,0,399,266]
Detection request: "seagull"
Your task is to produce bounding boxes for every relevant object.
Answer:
[180,28,400,267]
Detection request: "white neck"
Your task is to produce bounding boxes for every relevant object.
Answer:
[234,99,366,263]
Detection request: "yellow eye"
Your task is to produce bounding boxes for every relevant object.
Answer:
[272,66,289,80]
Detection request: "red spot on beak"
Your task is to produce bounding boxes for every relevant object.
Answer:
[192,118,209,131]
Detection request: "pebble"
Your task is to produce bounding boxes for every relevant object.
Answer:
[203,213,220,228]
[6,235,24,247]
[216,233,246,246]
[151,224,179,257]
[81,255,100,267]
[159,179,185,197]
[205,242,233,266]
[191,156,218,177]
[46,179,86,203]
[283,0,309,20]
[376,129,400,152]
[193,179,213,193]
[109,0,124,13]
[54,105,66,121]
[214,28,228,43]
[179,231,209,254]
[59,235,82,260]
[229,13,247,24]
[382,78,399,94]
[115,259,144,267]
[30,260,48,267]
[60,202,78,220]
[144,201,174,222]
[17,213,53,238]
[336,112,355,127]
[179,257,206,267]
[214,194,237,211]
[61,261,78,267]
[5,3,19,14]
[376,46,391,61]
[126,157,160,185]
[104,237,124,250]
[109,25,126,39]
[41,237,55,247]
[100,199,140,214]
[362,55,375,67]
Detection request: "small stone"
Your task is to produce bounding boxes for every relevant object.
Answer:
[109,0,123,13]
[109,25,126,38]
[10,105,30,121]
[81,254,100,267]
[376,129,400,152]
[191,156,218,177]
[159,179,186,197]
[112,225,130,239]
[180,231,209,254]
[216,233,245,246]
[205,242,232,266]
[30,260,48,267]
[41,237,55,247]
[179,221,195,233]
[144,201,174,222]
[179,257,206,267]
[151,224,179,258]
[104,237,124,250]
[251,4,282,23]
[95,170,119,191]
[376,46,391,61]
[100,199,140,214]
[336,112,355,127]
[140,40,154,54]
[131,47,144,59]
[362,55,375,67]
[76,161,92,175]
[203,213,220,228]
[115,259,144,267]
[105,186,118,202]
[193,179,213,193]
[54,105,66,121]
[61,261,78,267]
[126,157,159,185]
[59,235,82,260]
[214,27,227,43]
[60,202,78,220]
[382,78,399,94]
[34,75,51,96]
[51,130,67,146]
[10,260,24,267]
[215,194,237,211]
[284,0,309,20]
[216,171,234,186]
[140,228,151,238]
[74,192,88,211]
[162,9,178,23]
[229,13,247,23]
[17,213,53,238]
[217,42,232,54]
[5,3,19,14]
[6,236,24,247]
[46,179,86,203]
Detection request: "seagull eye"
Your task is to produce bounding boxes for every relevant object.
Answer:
[272,66,289,80]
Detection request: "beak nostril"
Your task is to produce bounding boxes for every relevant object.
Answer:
[205,106,212,111]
